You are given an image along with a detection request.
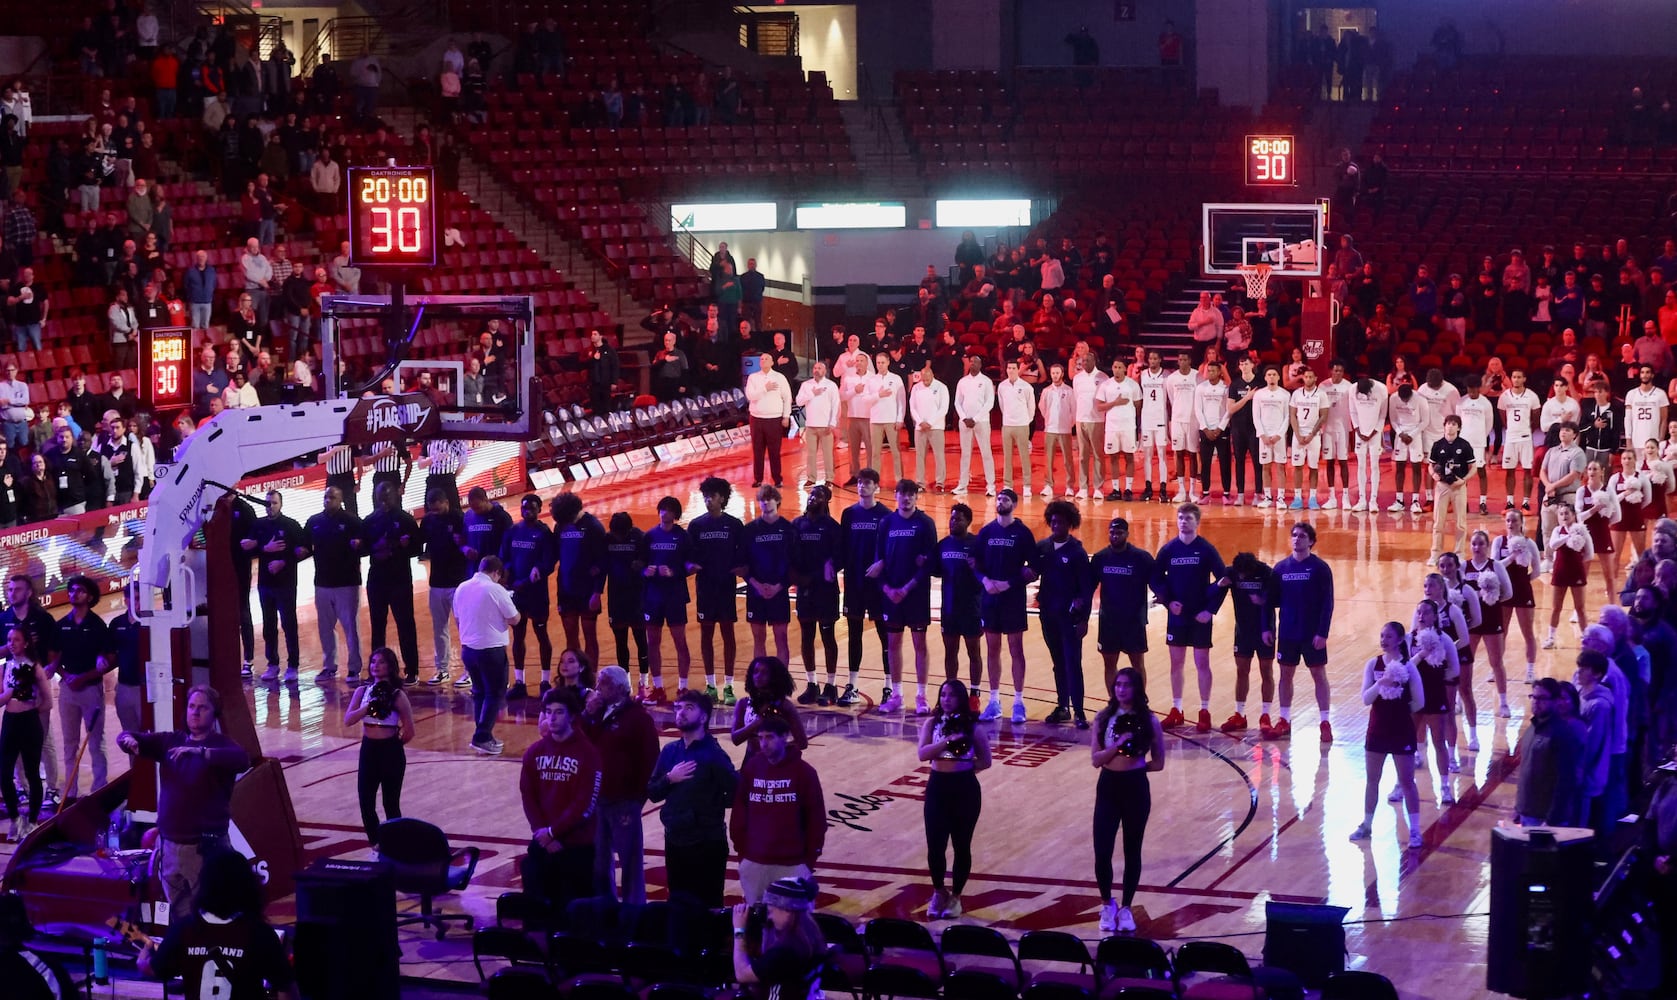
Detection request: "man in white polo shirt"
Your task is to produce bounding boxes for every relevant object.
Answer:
[995,360,1036,496]
[796,361,840,487]
[910,360,950,491]
[745,350,793,488]
[1071,354,1108,500]
[953,354,995,496]
[454,554,521,755]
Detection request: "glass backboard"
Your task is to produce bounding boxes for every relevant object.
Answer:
[1201,203,1327,278]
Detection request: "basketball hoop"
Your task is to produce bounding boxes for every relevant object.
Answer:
[1238,263,1272,301]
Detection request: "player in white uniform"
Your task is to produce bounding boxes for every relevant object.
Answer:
[1457,382,1495,514]
[1318,362,1354,509]
[1095,358,1141,500]
[1288,368,1327,509]
[1497,369,1542,512]
[1386,384,1431,514]
[1250,365,1292,508]
[1624,364,1670,456]
[1164,353,1201,502]
[1136,351,1171,502]
[1348,376,1389,512]
[1415,369,1460,459]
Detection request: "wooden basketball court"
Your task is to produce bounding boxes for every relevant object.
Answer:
[5,438,1562,999]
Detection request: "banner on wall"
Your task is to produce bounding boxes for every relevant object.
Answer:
[0,441,526,609]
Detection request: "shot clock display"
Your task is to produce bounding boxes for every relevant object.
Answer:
[348,165,438,267]
[141,326,193,409]
[1244,135,1297,187]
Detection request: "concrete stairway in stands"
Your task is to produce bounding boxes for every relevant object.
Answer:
[1138,276,1228,358]
[838,101,924,198]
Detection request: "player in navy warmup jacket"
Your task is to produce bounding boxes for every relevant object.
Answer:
[1263,521,1336,742]
[932,503,983,695]
[689,476,747,705]
[839,468,890,698]
[973,488,1037,724]
[1149,503,1227,732]
[551,492,608,670]
[1214,552,1274,736]
[502,494,557,699]
[1035,500,1094,727]
[743,484,796,668]
[791,486,847,706]
[604,512,649,685]
[1090,517,1154,696]
[640,496,695,702]
[870,479,939,714]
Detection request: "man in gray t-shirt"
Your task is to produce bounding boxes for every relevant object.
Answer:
[1539,421,1588,552]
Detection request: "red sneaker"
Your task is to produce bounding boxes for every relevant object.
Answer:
[1258,713,1273,730]
[1219,712,1248,733]
[1162,707,1186,728]
[1320,721,1333,743]
[968,693,981,713]
[1267,717,1292,740]
[1195,709,1212,733]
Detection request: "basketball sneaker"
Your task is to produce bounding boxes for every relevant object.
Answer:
[454,673,472,688]
[1388,785,1405,802]
[1161,707,1185,728]
[1195,709,1212,733]
[1171,489,1187,503]
[1289,496,1304,509]
[928,889,948,920]
[1219,712,1248,733]
[837,684,860,706]
[259,664,280,682]
[820,683,838,706]
[704,683,719,704]
[1256,496,1273,508]
[880,688,902,713]
[1258,713,1273,731]
[1387,498,1404,513]
[1409,829,1424,849]
[506,682,528,701]
[798,682,821,705]
[241,661,253,678]
[981,696,1002,721]
[313,667,336,685]
[1320,721,1333,743]
[1267,717,1292,740]
[1023,487,1033,498]
[1044,706,1071,725]
[1410,499,1423,515]
[722,684,737,706]
[1098,901,1118,933]
[1351,500,1367,512]
[1233,493,1244,506]
[1140,484,1154,502]
[1322,495,1338,510]
[943,895,963,918]
[915,693,931,715]
[1478,498,1488,515]
[968,692,981,713]
[1349,823,1372,841]
[1116,907,1136,933]
[1308,495,1320,510]
[1011,695,1027,724]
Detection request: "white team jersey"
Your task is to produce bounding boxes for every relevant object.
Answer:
[1457,395,1494,447]
[1291,387,1326,437]
[1098,377,1141,437]
[1321,378,1353,430]
[1416,383,1459,435]
[1252,386,1291,438]
[1540,397,1580,433]
[1625,385,1669,448]
[1497,389,1541,442]
[1138,369,1170,427]
[1388,393,1428,435]
[1349,383,1389,435]
[1164,370,1200,424]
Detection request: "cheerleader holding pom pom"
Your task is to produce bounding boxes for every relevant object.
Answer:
[1351,622,1427,848]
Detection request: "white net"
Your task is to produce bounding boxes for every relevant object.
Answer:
[1239,263,1272,301]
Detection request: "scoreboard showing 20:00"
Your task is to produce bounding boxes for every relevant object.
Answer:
[347,165,438,268]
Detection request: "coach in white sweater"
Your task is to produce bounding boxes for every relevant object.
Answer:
[796,361,840,486]
[746,352,794,487]
[954,355,995,495]
[866,353,907,484]
[910,361,950,491]
[995,360,1036,495]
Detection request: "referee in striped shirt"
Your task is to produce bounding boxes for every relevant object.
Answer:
[424,438,467,514]
[371,443,407,506]
[323,445,359,518]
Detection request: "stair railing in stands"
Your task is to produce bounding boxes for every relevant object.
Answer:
[300,17,386,77]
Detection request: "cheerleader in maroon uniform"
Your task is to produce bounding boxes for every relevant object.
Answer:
[1493,510,1541,681]
[1639,438,1673,549]
[1460,531,1514,740]
[1575,460,1619,601]
[1609,446,1647,564]
[1545,503,1593,649]
[1407,600,1461,806]
[1350,623,1425,849]
[1418,571,1471,773]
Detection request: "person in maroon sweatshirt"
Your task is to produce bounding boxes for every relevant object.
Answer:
[519,687,602,908]
[580,665,661,905]
[730,714,827,903]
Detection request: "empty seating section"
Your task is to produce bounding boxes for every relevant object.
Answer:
[896,69,1256,183]
[458,1,855,301]
[1366,57,1677,176]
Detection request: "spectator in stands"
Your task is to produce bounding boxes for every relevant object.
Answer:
[1408,265,1438,330]
[280,262,314,360]
[192,345,229,419]
[18,454,52,523]
[308,148,339,213]
[240,238,272,331]
[652,331,690,403]
[4,267,43,351]
[183,250,216,330]
[228,292,262,371]
[222,369,258,409]
[1634,321,1673,378]
[67,375,102,437]
[47,426,93,515]
[329,240,360,294]
[125,177,153,241]
[350,49,382,123]
[740,258,766,330]
[0,364,27,450]
[587,329,620,414]
[107,287,138,370]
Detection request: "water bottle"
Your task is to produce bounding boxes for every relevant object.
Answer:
[106,817,121,854]
[92,936,109,982]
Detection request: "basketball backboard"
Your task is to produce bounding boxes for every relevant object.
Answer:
[319,293,536,441]
[1201,203,1327,278]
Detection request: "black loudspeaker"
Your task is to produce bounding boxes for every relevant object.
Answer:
[1487,825,1596,998]
[293,859,399,1000]
[1262,900,1348,985]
